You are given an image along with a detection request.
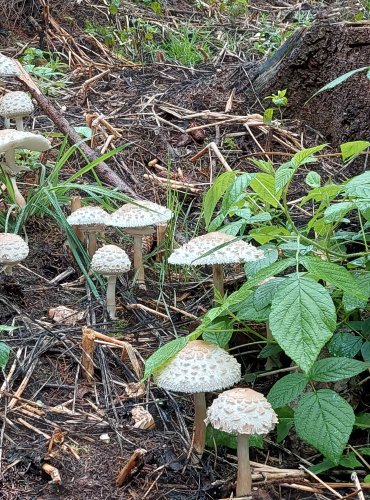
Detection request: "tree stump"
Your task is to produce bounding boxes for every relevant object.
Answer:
[246,22,370,145]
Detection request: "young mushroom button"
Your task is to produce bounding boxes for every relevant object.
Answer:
[168,232,264,297]
[0,91,34,130]
[153,340,241,459]
[67,206,110,258]
[0,233,29,275]
[91,245,131,320]
[109,200,173,286]
[206,388,278,497]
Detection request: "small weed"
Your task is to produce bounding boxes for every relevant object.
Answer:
[163,27,210,66]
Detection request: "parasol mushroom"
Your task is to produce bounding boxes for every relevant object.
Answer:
[0,91,34,130]
[67,206,110,258]
[0,233,29,275]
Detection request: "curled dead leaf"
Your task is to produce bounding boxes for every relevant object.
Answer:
[131,406,155,429]
[48,306,85,325]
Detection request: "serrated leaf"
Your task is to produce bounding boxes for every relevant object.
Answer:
[202,320,233,347]
[258,343,282,358]
[310,357,369,382]
[275,163,294,192]
[222,173,253,213]
[324,202,355,223]
[295,389,355,463]
[291,145,327,167]
[244,245,278,277]
[204,172,236,227]
[249,212,272,223]
[275,406,294,443]
[144,336,189,381]
[267,373,308,408]
[361,341,370,362]
[254,277,285,310]
[301,184,341,205]
[270,276,336,373]
[0,342,10,370]
[329,332,363,359]
[340,140,370,162]
[206,426,263,449]
[343,171,370,199]
[249,159,275,175]
[232,291,270,321]
[250,173,282,208]
[300,256,366,299]
[249,225,290,245]
[305,171,321,188]
[279,242,313,256]
[343,272,370,312]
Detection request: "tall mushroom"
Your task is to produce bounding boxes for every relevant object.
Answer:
[0,91,34,130]
[206,388,278,497]
[67,206,110,258]
[153,340,241,459]
[91,244,131,319]
[109,200,173,286]
[0,233,29,275]
[0,129,51,208]
[168,232,264,297]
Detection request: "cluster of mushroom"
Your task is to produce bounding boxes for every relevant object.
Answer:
[153,339,278,497]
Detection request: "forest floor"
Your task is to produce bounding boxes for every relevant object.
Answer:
[0,0,369,499]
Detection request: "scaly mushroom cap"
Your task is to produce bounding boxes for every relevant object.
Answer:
[109,200,173,228]
[206,388,278,435]
[0,129,51,154]
[67,206,110,230]
[153,340,241,393]
[0,54,19,77]
[91,245,131,276]
[0,233,29,266]
[168,232,264,266]
[0,91,34,119]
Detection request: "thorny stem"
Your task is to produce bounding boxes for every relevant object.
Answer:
[106,275,118,319]
[192,392,207,459]
[236,434,251,496]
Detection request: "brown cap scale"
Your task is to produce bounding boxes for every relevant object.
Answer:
[206,388,278,496]
[0,91,34,130]
[154,340,241,458]
[0,233,29,275]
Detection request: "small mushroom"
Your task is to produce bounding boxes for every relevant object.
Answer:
[168,232,264,297]
[0,233,29,275]
[153,340,241,459]
[109,200,173,286]
[0,53,19,87]
[91,244,131,319]
[0,129,51,208]
[0,91,34,130]
[206,388,278,497]
[67,206,110,258]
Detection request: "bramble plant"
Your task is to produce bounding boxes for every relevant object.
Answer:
[145,140,370,468]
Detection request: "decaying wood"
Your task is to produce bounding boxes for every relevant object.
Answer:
[116,448,147,487]
[42,463,62,485]
[81,328,95,382]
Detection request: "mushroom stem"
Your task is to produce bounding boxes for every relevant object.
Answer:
[133,234,145,285]
[193,392,207,458]
[3,265,13,276]
[236,434,251,497]
[155,223,167,262]
[106,275,118,319]
[70,196,84,243]
[15,117,24,131]
[87,231,97,259]
[212,264,224,298]
[9,176,26,208]
[4,118,10,128]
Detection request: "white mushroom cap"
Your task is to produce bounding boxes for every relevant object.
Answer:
[109,200,173,228]
[0,129,51,154]
[91,245,131,276]
[0,91,34,119]
[0,233,29,266]
[67,206,110,229]
[168,232,264,266]
[0,54,19,77]
[153,340,241,393]
[206,388,278,435]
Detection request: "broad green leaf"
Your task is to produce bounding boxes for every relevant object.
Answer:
[250,173,282,208]
[202,320,233,347]
[232,292,270,321]
[359,447,370,456]
[305,171,321,188]
[0,342,10,370]
[219,220,245,236]
[309,67,369,100]
[206,427,263,449]
[267,373,308,408]
[249,225,290,245]
[253,277,285,310]
[310,357,369,382]
[340,141,370,162]
[143,336,189,381]
[343,171,370,199]
[270,276,336,373]
[291,145,327,168]
[295,389,355,463]
[275,406,295,443]
[310,458,337,474]
[263,107,274,124]
[244,245,278,277]
[342,272,370,312]
[300,256,366,299]
[258,343,282,359]
[249,158,275,175]
[356,199,370,221]
[222,173,253,213]
[329,332,363,358]
[324,202,355,223]
[365,475,370,483]
[204,172,236,226]
[279,242,313,256]
[249,212,272,223]
[300,184,341,205]
[275,163,294,193]
[361,341,370,362]
[310,454,362,474]
[312,218,333,236]
[355,413,370,429]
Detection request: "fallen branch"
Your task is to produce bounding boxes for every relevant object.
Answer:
[116,448,147,487]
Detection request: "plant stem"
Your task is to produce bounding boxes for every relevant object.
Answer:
[236,434,251,496]
[106,275,118,319]
[212,264,224,298]
[193,392,207,459]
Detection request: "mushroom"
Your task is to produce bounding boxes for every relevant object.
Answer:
[109,200,173,285]
[0,53,19,87]
[91,244,131,319]
[0,233,29,275]
[206,388,278,497]
[153,339,241,459]
[0,91,34,130]
[0,129,51,208]
[168,232,264,297]
[67,206,110,258]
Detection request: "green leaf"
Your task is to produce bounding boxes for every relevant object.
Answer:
[365,475,370,483]
[275,406,295,443]
[249,225,290,245]
[355,413,370,429]
[204,172,236,227]
[291,145,327,167]
[343,272,370,312]
[0,342,10,370]
[324,202,355,223]
[309,67,369,100]
[300,256,366,299]
[310,454,362,474]
[270,276,336,373]
[232,292,270,321]
[249,159,275,175]
[329,332,363,358]
[361,341,370,362]
[343,171,370,199]
[267,373,308,408]
[301,184,341,205]
[143,336,189,381]
[305,171,321,188]
[244,245,278,277]
[202,320,233,347]
[206,427,263,449]
[310,357,369,382]
[250,173,282,208]
[254,277,285,310]
[310,458,336,474]
[275,163,294,193]
[340,140,370,162]
[295,389,355,463]
[258,343,282,359]
[263,107,274,124]
[222,173,253,213]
